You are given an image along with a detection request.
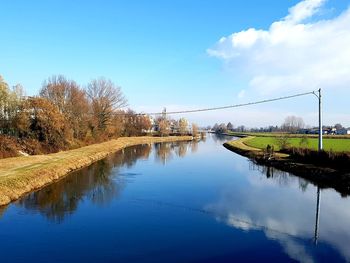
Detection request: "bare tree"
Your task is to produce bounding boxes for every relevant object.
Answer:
[192,123,199,137]
[237,125,245,132]
[0,76,9,132]
[178,118,188,135]
[334,123,343,130]
[40,75,71,113]
[66,85,90,139]
[227,122,234,131]
[157,118,170,137]
[86,78,127,132]
[281,116,305,133]
[0,76,24,135]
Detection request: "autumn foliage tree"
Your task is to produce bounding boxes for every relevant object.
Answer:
[123,110,152,136]
[15,97,68,152]
[40,75,90,140]
[0,73,170,158]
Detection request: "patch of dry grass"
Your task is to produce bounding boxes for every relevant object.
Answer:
[225,137,289,159]
[0,136,192,206]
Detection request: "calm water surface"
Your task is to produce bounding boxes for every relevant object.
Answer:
[0,135,350,262]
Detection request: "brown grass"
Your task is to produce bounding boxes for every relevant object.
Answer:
[282,147,350,170]
[0,136,192,206]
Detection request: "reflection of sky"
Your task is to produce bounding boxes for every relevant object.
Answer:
[205,164,350,262]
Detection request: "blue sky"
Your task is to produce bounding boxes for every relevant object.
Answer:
[1,0,349,127]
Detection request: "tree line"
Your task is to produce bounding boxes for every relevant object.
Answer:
[210,116,306,134]
[0,75,200,158]
[210,116,347,135]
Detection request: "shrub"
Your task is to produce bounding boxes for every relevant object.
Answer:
[299,135,309,147]
[275,134,290,150]
[282,147,350,170]
[0,135,19,158]
[19,138,44,155]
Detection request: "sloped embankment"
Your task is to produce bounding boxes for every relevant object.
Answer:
[0,136,192,206]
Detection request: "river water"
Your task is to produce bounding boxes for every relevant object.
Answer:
[0,135,349,262]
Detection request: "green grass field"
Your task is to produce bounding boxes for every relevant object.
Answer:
[228,131,350,139]
[244,136,350,152]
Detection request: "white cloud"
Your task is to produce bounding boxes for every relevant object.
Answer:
[207,0,350,96]
[286,0,325,23]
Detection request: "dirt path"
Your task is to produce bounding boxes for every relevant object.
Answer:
[225,136,289,158]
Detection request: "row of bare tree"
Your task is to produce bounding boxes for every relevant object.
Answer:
[0,75,151,153]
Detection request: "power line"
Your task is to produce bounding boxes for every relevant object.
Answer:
[118,90,316,116]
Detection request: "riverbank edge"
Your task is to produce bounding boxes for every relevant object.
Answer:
[223,138,350,195]
[0,136,193,206]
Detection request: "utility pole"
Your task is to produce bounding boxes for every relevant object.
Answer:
[318,89,323,151]
[313,88,322,245]
[313,89,323,151]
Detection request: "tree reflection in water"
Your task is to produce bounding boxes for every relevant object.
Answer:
[248,161,311,192]
[154,140,201,164]
[177,141,188,157]
[211,133,232,143]
[0,206,7,219]
[154,142,174,165]
[15,140,200,222]
[17,144,152,223]
[191,140,199,153]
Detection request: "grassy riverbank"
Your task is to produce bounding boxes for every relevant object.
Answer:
[0,136,192,206]
[228,132,350,152]
[223,137,289,159]
[224,137,350,195]
[245,136,350,152]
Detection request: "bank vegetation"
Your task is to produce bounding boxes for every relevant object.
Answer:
[0,75,199,159]
[224,136,350,195]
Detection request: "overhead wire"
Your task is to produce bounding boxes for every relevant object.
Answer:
[117,90,316,116]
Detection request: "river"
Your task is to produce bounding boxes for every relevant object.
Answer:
[0,134,349,262]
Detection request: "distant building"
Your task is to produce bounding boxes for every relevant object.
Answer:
[336,128,350,135]
[328,127,337,135]
[298,126,349,135]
